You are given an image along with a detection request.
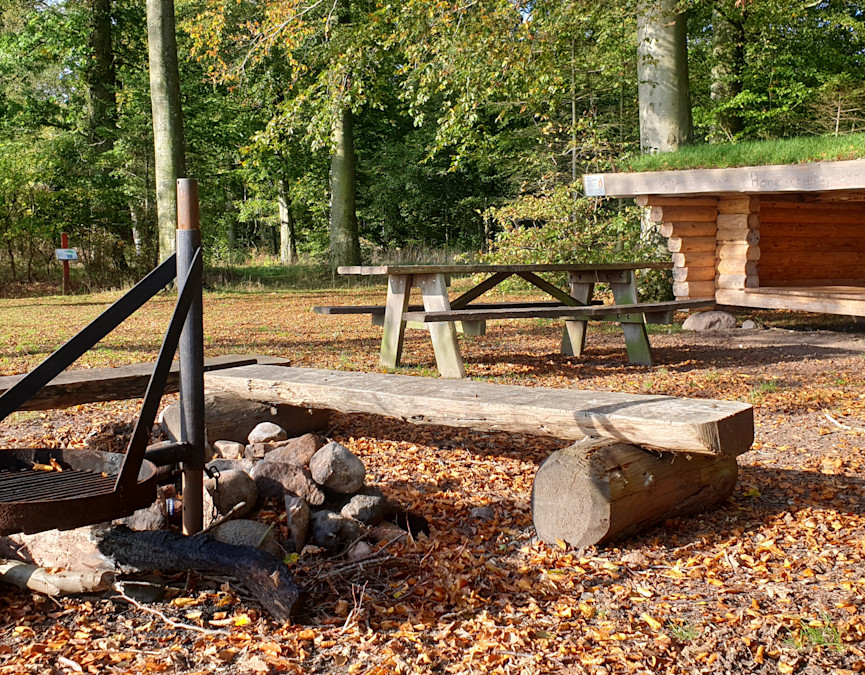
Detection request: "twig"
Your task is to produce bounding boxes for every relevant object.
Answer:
[197,501,248,536]
[823,410,865,433]
[113,582,229,636]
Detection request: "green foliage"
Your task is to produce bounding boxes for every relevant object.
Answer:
[479,184,672,300]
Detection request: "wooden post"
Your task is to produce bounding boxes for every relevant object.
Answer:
[61,233,71,295]
[176,178,204,535]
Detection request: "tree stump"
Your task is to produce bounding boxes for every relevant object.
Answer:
[531,438,738,548]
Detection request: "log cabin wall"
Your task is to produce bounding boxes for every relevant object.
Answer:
[639,196,719,300]
[716,196,760,291]
[757,197,865,286]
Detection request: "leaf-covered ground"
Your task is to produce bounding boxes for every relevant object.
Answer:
[1,285,864,674]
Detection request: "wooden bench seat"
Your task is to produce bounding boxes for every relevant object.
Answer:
[0,354,290,411]
[205,365,754,457]
[313,301,590,316]
[401,298,716,324]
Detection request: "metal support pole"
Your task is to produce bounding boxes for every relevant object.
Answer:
[176,178,205,535]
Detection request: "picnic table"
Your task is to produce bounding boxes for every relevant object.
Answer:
[315,263,712,378]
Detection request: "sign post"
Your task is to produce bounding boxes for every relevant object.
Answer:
[55,234,77,294]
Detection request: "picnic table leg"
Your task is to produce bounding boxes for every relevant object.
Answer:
[610,272,653,366]
[561,278,594,356]
[415,273,466,379]
[380,274,412,369]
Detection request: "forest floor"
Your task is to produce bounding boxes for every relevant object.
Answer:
[0,284,864,674]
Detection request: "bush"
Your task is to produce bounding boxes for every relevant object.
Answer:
[480,186,672,301]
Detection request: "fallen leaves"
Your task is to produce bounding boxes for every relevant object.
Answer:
[3,292,865,672]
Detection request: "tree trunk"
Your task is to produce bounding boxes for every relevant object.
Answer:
[329,107,361,270]
[146,0,187,263]
[278,180,299,264]
[710,7,745,141]
[637,0,693,154]
[532,438,738,549]
[86,0,117,152]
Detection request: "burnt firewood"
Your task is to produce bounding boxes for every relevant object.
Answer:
[99,526,300,622]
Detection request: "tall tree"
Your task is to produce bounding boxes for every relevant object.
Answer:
[85,0,117,151]
[636,0,692,153]
[709,4,744,141]
[146,0,186,262]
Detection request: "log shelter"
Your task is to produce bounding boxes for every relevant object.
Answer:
[583,159,865,317]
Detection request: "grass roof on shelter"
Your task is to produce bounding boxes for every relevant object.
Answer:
[622,133,865,173]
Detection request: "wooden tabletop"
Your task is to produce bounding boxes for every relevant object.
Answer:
[337,262,673,276]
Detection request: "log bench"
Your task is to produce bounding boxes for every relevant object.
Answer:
[205,365,754,548]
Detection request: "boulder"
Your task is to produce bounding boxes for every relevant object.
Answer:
[740,319,758,330]
[310,511,363,552]
[262,433,326,468]
[309,442,366,494]
[250,461,325,506]
[204,469,257,519]
[682,311,737,332]
[209,520,286,561]
[340,486,390,525]
[284,493,310,552]
[213,440,245,459]
[248,422,287,444]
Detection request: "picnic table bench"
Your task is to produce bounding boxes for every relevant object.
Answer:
[316,263,713,378]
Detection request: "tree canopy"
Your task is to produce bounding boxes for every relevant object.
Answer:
[1,0,864,286]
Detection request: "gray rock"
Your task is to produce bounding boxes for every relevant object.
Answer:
[368,520,407,544]
[310,510,363,551]
[213,440,246,458]
[681,311,737,332]
[740,319,758,330]
[309,442,366,494]
[284,493,310,552]
[204,469,257,519]
[470,504,496,521]
[250,461,325,506]
[262,433,326,468]
[209,520,286,560]
[207,457,257,475]
[340,486,389,525]
[244,443,269,459]
[122,501,166,531]
[248,422,287,444]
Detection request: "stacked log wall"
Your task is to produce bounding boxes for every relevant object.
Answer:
[758,198,865,285]
[639,196,718,300]
[716,196,760,291]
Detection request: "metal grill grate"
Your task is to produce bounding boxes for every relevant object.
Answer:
[0,468,115,503]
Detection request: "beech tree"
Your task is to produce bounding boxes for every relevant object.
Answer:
[146,0,186,262]
[636,0,692,153]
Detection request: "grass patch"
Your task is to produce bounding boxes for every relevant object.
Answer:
[785,614,844,652]
[667,620,700,643]
[621,133,865,173]
[748,379,781,403]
